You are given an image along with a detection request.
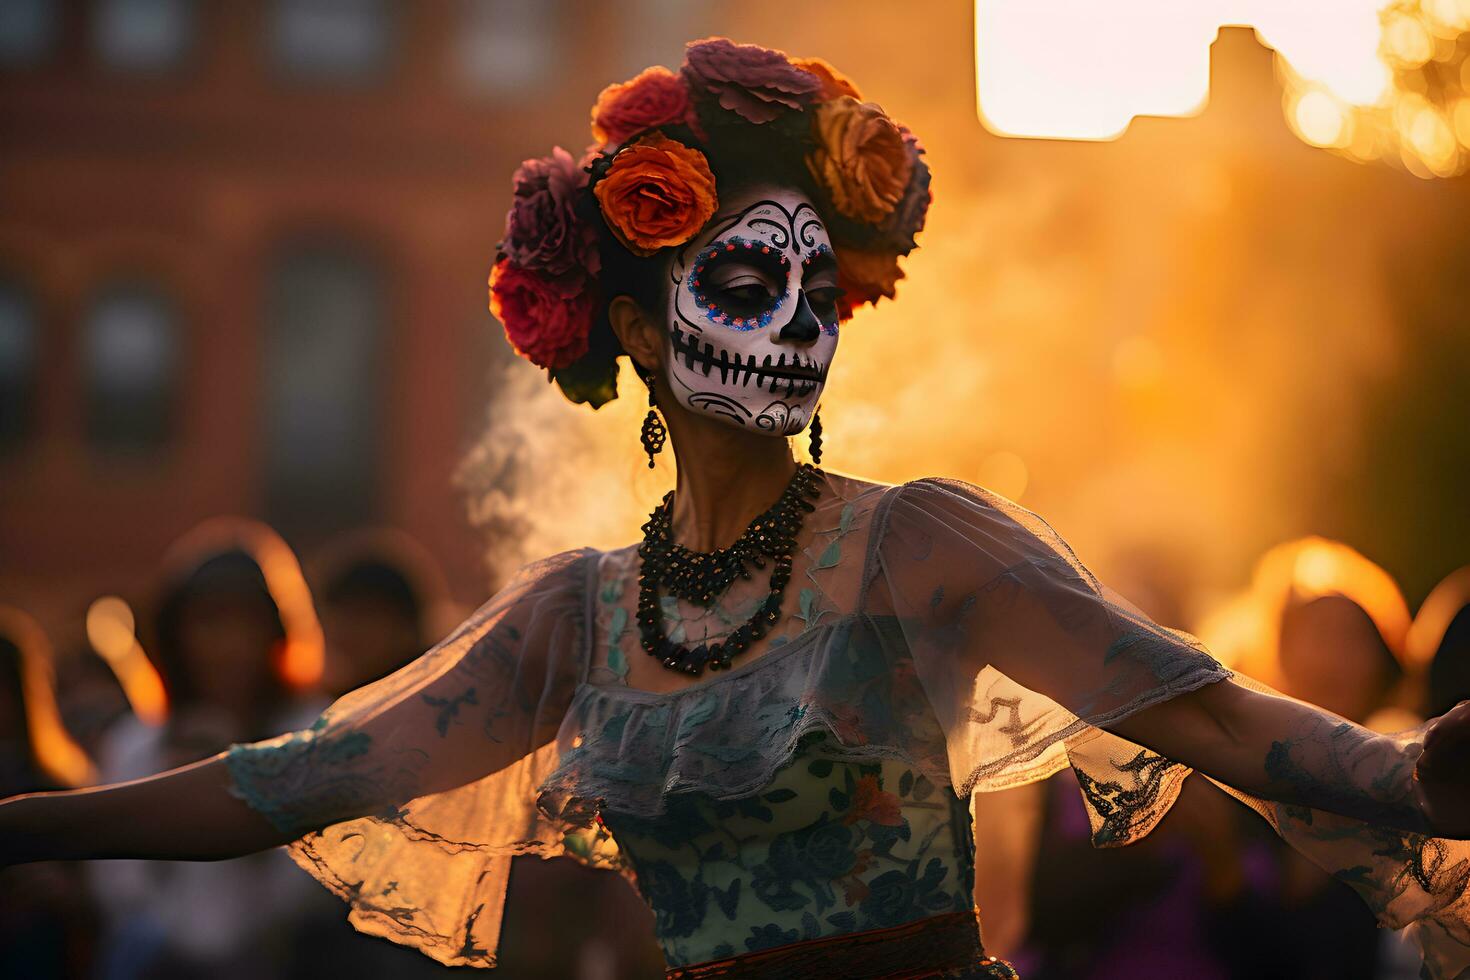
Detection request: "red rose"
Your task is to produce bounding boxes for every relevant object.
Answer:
[488,259,596,370]
[590,66,693,146]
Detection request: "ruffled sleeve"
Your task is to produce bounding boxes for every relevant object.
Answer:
[870,477,1229,803]
[224,548,614,969]
[869,478,1470,979]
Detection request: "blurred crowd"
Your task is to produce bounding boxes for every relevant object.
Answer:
[0,518,1467,980]
[0,516,662,980]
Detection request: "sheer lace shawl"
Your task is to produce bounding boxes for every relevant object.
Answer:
[225,549,620,969]
[224,477,1470,976]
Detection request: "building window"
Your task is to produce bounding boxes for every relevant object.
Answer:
[264,243,385,540]
[269,0,393,84]
[92,0,196,73]
[83,283,179,454]
[0,0,58,68]
[0,281,38,452]
[456,0,553,95]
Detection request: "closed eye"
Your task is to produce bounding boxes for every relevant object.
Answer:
[721,283,776,304]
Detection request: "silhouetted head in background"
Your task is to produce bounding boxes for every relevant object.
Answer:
[151,548,290,741]
[1277,593,1404,723]
[317,556,426,693]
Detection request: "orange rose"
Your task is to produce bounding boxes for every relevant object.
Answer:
[792,57,862,101]
[806,97,914,224]
[835,246,905,319]
[594,132,718,256]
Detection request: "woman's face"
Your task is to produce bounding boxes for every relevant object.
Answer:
[660,184,842,435]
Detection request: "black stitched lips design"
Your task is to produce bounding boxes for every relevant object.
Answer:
[670,325,828,398]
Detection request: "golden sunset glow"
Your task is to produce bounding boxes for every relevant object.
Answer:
[456,7,1469,658]
[975,1,1390,139]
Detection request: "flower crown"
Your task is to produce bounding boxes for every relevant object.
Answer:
[488,37,932,407]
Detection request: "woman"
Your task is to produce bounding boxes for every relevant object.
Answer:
[3,38,1470,980]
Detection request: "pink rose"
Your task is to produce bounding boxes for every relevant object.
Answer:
[680,37,821,125]
[501,147,600,281]
[590,66,692,146]
[488,259,597,371]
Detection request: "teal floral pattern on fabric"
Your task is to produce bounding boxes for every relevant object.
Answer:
[600,734,976,967]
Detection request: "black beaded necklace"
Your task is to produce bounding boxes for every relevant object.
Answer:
[637,464,823,675]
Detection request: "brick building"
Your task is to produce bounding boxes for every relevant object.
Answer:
[0,1,692,630]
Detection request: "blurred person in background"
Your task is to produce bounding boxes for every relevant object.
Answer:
[310,528,455,698]
[0,607,99,979]
[7,38,1470,980]
[1196,538,1422,979]
[89,522,324,980]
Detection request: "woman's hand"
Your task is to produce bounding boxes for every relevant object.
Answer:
[1414,700,1470,839]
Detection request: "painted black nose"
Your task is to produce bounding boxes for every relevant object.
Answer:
[779,290,822,343]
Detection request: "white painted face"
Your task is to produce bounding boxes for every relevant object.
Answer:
[662,186,841,436]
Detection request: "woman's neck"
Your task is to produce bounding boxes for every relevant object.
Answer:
[662,395,800,552]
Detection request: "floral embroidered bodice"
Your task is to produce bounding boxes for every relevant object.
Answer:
[602,733,976,967]
[556,479,977,964]
[223,474,1470,979]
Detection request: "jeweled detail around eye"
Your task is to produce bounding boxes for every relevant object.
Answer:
[688,235,790,331]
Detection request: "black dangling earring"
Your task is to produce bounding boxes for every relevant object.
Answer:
[641,383,667,469]
[808,410,824,466]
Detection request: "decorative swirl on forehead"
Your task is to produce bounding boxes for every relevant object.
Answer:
[746,217,791,250]
[796,207,824,251]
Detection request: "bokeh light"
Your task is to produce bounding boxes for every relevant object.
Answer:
[85,595,168,727]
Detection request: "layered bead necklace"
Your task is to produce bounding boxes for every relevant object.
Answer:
[637,464,823,675]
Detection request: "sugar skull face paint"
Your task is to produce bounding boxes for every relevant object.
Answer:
[662,186,841,435]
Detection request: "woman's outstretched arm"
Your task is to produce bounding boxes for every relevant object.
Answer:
[879,479,1470,838]
[0,754,294,867]
[1106,680,1470,838]
[2,550,589,872]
